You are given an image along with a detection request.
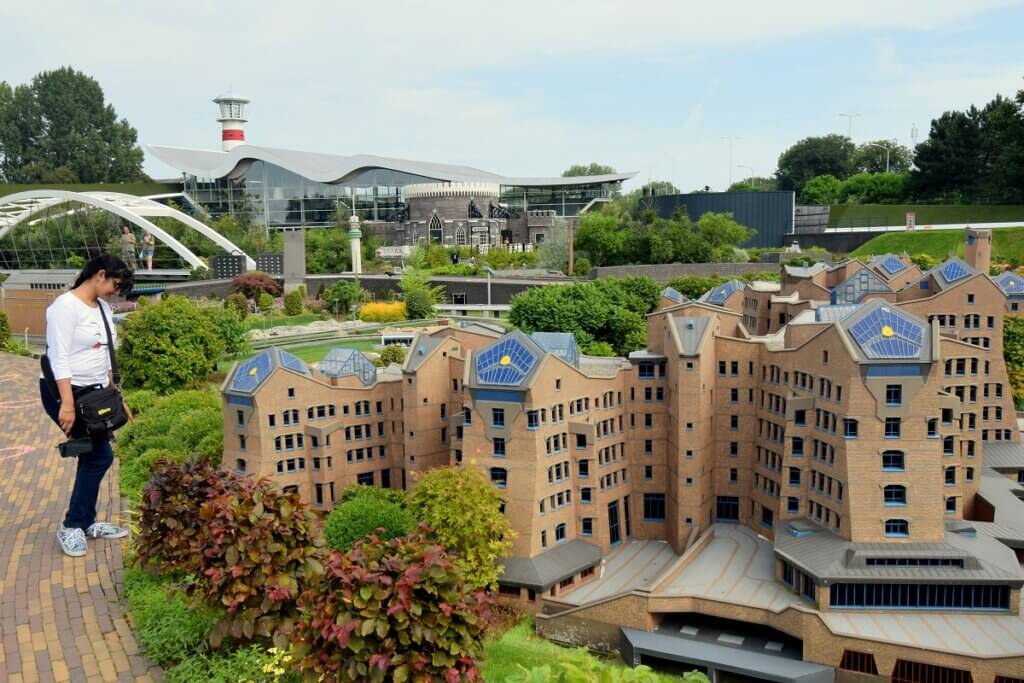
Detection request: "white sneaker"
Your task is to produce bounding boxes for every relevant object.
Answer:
[58,526,87,557]
[86,522,129,539]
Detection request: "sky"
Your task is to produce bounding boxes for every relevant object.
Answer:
[2,1,1023,191]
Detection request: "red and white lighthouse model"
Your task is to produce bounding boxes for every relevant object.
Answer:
[213,92,249,151]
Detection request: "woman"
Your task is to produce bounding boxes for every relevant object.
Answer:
[140,231,154,271]
[119,225,137,269]
[40,254,135,558]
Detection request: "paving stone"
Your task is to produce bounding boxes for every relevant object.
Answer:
[0,356,159,682]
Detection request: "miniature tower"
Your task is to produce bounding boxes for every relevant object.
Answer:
[349,215,363,275]
[213,92,250,151]
[965,227,992,274]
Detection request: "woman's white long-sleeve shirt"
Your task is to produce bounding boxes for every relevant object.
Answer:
[45,291,116,388]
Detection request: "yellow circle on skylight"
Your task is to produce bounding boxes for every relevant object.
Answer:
[248,367,259,376]
[881,325,894,337]
[500,355,512,366]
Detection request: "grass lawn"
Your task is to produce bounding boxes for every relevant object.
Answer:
[218,338,379,372]
[831,204,1024,228]
[243,313,325,332]
[850,227,1024,264]
[482,619,691,682]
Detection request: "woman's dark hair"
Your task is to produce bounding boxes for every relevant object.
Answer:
[72,254,134,295]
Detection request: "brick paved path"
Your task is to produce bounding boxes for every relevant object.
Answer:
[0,354,161,682]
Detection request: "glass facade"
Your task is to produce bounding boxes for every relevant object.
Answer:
[183,162,621,230]
[184,162,437,227]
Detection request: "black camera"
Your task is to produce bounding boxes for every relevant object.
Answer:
[58,437,93,458]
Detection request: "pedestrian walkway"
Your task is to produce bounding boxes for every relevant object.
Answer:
[0,353,160,682]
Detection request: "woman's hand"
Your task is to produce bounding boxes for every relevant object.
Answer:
[123,401,135,424]
[58,403,76,435]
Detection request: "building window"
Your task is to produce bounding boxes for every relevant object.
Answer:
[885,384,902,406]
[235,458,246,473]
[238,435,246,451]
[884,418,901,439]
[582,518,593,536]
[761,506,774,529]
[843,419,858,438]
[644,413,653,428]
[882,450,904,471]
[357,472,374,486]
[644,439,652,455]
[946,497,957,513]
[884,485,907,506]
[839,651,879,676]
[555,523,566,543]
[792,437,803,456]
[492,408,505,427]
[540,530,547,548]
[576,434,587,449]
[490,467,508,488]
[639,362,655,379]
[578,459,590,478]
[789,467,801,486]
[884,519,909,537]
[493,438,506,457]
[527,411,539,429]
[729,468,738,484]
[236,409,245,426]
[643,493,666,521]
[268,414,276,428]
[716,496,739,521]
[429,213,443,243]
[787,497,799,513]
[580,487,592,503]
[945,466,956,486]
[644,465,653,480]
[794,409,806,426]
[966,466,974,482]
[287,387,295,399]
[831,584,1008,610]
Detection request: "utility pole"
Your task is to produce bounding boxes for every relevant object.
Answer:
[839,112,861,139]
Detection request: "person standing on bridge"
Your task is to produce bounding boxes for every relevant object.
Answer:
[140,231,154,271]
[120,225,137,269]
[39,255,135,558]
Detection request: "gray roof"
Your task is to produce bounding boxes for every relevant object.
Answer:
[499,540,602,590]
[452,321,504,337]
[813,304,860,323]
[405,334,445,373]
[774,519,1024,583]
[981,441,1024,470]
[623,628,834,683]
[148,143,635,187]
[783,262,829,278]
[993,271,1024,298]
[979,467,1024,541]
[674,317,711,356]
[925,256,977,291]
[1,269,77,289]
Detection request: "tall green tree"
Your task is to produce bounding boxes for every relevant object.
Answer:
[0,67,146,183]
[911,92,1024,203]
[852,140,913,174]
[775,134,855,194]
[562,162,616,177]
[399,269,443,319]
[574,211,626,267]
[799,174,844,205]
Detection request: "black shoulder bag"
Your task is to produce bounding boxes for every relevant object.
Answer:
[73,305,129,435]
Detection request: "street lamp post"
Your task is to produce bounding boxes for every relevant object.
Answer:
[484,266,494,308]
[721,137,740,187]
[839,113,861,139]
[866,142,892,174]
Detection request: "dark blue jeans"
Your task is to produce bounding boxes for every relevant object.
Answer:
[39,379,114,531]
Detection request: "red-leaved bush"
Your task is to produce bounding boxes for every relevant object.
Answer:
[291,527,495,683]
[230,271,282,299]
[134,459,326,647]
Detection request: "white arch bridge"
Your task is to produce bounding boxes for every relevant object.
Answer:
[0,190,255,271]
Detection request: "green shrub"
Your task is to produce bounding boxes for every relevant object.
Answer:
[573,256,592,277]
[123,565,219,668]
[66,254,86,269]
[135,459,327,648]
[123,389,160,415]
[291,529,494,682]
[116,390,222,501]
[165,644,299,683]
[338,484,407,506]
[119,296,226,393]
[584,341,615,357]
[200,305,250,357]
[377,344,406,366]
[257,292,274,313]
[283,289,304,316]
[1,339,31,356]
[230,272,281,299]
[407,466,514,590]
[323,496,413,551]
[224,292,249,320]
[0,311,10,346]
